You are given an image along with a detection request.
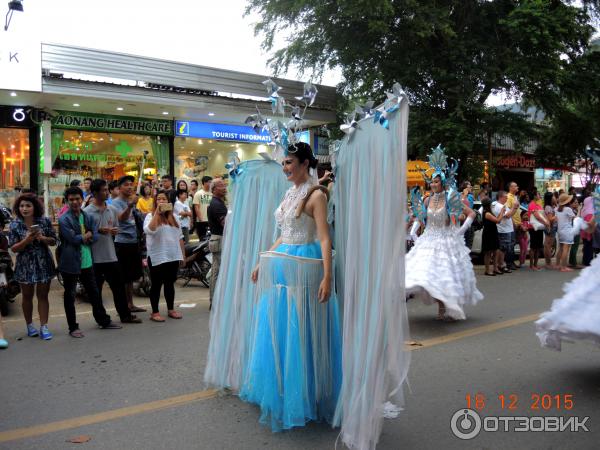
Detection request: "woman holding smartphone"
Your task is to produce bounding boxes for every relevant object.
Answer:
[9,193,57,340]
[143,191,185,322]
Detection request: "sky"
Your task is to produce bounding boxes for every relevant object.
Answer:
[10,1,596,106]
[9,0,341,86]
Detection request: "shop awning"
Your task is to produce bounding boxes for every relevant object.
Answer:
[407,160,429,186]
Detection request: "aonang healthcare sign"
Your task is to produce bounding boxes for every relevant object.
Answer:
[52,111,173,136]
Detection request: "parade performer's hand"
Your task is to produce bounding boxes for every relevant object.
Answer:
[318,276,331,303]
[251,265,259,284]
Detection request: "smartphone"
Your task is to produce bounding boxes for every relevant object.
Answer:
[30,224,41,234]
[160,203,173,212]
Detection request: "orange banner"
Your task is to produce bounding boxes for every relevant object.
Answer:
[407,160,429,186]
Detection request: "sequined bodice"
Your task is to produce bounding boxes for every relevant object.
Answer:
[275,181,317,245]
[427,206,450,229]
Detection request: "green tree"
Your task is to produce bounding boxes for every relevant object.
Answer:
[536,39,600,169]
[247,0,598,177]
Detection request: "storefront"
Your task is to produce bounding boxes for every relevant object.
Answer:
[174,121,311,182]
[535,168,571,193]
[45,111,172,220]
[0,106,38,208]
[406,160,429,188]
[492,153,536,192]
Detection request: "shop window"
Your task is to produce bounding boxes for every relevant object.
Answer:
[45,130,169,221]
[0,128,30,208]
[174,138,268,182]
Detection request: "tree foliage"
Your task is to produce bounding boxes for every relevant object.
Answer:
[247,0,598,173]
[536,41,600,167]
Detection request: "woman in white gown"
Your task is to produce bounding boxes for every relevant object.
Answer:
[406,146,483,320]
[536,221,599,351]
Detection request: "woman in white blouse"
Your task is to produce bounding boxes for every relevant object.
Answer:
[143,191,185,322]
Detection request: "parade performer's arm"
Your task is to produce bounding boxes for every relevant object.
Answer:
[409,220,420,241]
[456,204,476,235]
[250,237,282,283]
[308,190,332,303]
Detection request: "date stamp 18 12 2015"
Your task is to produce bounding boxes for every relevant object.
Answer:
[465,393,575,411]
[450,393,590,440]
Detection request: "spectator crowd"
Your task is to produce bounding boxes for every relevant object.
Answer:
[0,174,228,349]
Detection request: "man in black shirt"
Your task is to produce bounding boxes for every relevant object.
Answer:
[207,179,228,308]
[161,174,177,204]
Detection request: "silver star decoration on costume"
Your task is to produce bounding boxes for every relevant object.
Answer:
[340,113,358,136]
[244,108,268,134]
[384,83,407,109]
[355,100,375,119]
[263,79,282,97]
[271,95,286,115]
[295,81,318,106]
[290,105,303,121]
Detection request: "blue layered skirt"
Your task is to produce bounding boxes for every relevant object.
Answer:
[240,241,342,431]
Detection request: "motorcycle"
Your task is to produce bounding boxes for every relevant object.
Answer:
[0,212,19,316]
[178,238,211,288]
[133,241,152,297]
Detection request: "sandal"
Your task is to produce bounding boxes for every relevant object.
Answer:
[69,329,85,338]
[130,306,147,313]
[168,310,183,319]
[149,313,165,322]
[493,270,504,275]
[484,272,496,276]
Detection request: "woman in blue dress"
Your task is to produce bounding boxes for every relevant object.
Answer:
[9,193,57,340]
[241,142,342,431]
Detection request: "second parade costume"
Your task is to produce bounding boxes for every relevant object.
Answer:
[406,146,483,320]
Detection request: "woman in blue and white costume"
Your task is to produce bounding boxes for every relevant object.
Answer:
[406,146,483,321]
[241,142,342,431]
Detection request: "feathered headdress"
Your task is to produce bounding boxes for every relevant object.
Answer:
[417,144,458,189]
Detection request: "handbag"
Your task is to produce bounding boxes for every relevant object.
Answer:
[529,210,546,231]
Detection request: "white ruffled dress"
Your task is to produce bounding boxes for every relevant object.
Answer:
[405,204,483,319]
[536,256,600,351]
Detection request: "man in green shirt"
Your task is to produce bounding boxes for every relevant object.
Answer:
[58,186,122,338]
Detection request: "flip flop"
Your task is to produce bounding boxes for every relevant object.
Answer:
[150,313,165,322]
[167,311,183,319]
[69,329,85,338]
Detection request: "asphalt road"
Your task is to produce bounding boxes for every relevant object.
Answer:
[0,263,598,450]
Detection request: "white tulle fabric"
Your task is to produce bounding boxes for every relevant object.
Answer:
[332,101,411,450]
[405,200,483,320]
[204,160,289,390]
[536,256,600,351]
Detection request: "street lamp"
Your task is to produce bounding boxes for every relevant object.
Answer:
[4,0,23,31]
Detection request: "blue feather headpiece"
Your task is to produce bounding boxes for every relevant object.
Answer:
[418,144,458,189]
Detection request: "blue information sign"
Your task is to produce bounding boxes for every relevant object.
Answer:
[175,121,272,143]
